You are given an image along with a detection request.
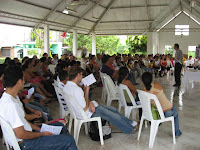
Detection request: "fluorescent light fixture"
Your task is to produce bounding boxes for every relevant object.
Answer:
[63,9,69,14]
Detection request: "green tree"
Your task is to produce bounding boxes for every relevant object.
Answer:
[64,34,121,55]
[30,29,52,49]
[126,35,147,55]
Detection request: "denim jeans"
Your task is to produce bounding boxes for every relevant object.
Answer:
[92,105,135,134]
[164,106,182,136]
[20,122,77,150]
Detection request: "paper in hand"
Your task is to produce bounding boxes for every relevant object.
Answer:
[81,74,96,86]
[40,124,63,135]
[26,87,34,99]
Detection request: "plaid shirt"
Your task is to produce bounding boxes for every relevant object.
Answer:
[175,49,183,64]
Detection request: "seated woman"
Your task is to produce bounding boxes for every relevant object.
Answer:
[142,72,182,137]
[118,67,142,119]
[22,64,54,103]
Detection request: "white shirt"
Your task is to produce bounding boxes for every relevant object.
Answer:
[63,81,97,119]
[0,92,32,144]
[52,58,58,65]
[58,82,68,111]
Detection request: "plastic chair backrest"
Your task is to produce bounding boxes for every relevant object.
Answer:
[117,84,137,107]
[137,90,165,121]
[0,116,21,150]
[99,71,106,86]
[60,89,88,120]
[48,64,56,74]
[103,74,118,98]
[53,83,66,112]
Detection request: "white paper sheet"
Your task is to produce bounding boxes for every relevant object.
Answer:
[81,74,96,86]
[40,124,62,135]
[26,87,34,99]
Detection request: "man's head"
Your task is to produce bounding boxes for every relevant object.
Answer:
[174,44,179,50]
[115,56,121,63]
[43,53,48,58]
[58,70,68,83]
[68,66,84,82]
[3,66,24,90]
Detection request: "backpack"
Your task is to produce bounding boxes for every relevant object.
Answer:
[89,119,111,141]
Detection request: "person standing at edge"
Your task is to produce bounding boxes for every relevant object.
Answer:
[173,44,183,87]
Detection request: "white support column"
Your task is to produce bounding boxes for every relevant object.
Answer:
[92,32,96,55]
[147,32,159,55]
[73,29,78,57]
[44,24,50,55]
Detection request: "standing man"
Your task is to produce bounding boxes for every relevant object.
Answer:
[173,43,183,87]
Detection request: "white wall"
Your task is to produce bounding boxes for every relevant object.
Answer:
[159,13,200,55]
[147,13,200,55]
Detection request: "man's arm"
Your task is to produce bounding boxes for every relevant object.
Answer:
[14,126,53,140]
[83,86,90,111]
[28,121,41,132]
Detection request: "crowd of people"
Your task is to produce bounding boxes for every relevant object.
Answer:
[0,43,184,149]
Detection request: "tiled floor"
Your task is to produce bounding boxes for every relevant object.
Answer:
[1,75,200,150]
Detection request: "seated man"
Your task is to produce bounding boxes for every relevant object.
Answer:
[63,66,138,134]
[0,66,77,150]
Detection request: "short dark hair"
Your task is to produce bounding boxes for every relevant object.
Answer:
[69,66,84,80]
[3,66,23,88]
[0,64,6,77]
[58,70,68,81]
[43,53,48,57]
[174,43,179,48]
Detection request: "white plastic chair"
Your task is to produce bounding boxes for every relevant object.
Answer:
[53,83,70,119]
[99,71,107,102]
[48,64,56,74]
[61,90,104,145]
[0,116,21,150]
[117,84,142,119]
[103,74,121,111]
[137,90,176,148]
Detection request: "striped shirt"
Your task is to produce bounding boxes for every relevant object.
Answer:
[175,49,183,64]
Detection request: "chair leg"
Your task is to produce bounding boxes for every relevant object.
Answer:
[68,116,73,133]
[107,98,111,106]
[75,122,82,144]
[131,109,136,120]
[171,119,176,144]
[97,119,104,145]
[118,103,122,113]
[84,123,88,135]
[149,121,159,148]
[137,116,144,140]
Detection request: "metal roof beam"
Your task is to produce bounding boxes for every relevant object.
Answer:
[100,20,153,23]
[33,0,64,30]
[16,0,95,23]
[0,10,89,31]
[150,5,181,30]
[111,4,169,9]
[65,0,101,32]
[89,0,106,8]
[88,0,116,35]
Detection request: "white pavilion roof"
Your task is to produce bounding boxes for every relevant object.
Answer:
[0,0,200,35]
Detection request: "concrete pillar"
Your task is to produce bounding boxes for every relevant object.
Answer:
[73,29,77,57]
[92,32,96,55]
[44,24,50,55]
[147,32,159,55]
